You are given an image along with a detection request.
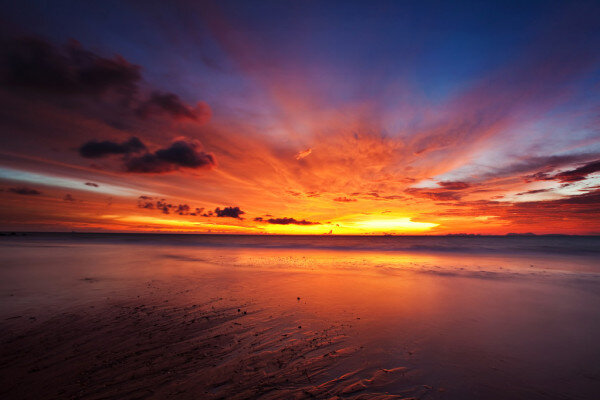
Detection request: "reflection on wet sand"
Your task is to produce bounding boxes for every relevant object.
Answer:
[1,238,599,399]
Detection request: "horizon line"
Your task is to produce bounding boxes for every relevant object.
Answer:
[2,231,599,237]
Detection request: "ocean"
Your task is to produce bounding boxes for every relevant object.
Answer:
[5,232,600,254]
[1,233,599,399]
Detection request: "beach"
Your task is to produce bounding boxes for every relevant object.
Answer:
[1,234,599,399]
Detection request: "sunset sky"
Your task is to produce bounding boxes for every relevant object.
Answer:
[0,0,599,234]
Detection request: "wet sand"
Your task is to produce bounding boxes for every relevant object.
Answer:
[1,236,599,399]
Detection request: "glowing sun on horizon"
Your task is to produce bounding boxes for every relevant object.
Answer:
[351,217,438,232]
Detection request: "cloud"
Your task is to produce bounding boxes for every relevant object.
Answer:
[524,159,600,183]
[554,160,600,182]
[63,194,76,202]
[261,217,320,225]
[137,195,155,209]
[176,204,191,215]
[8,187,41,195]
[476,153,600,182]
[357,192,405,201]
[137,197,188,214]
[516,188,552,196]
[403,182,471,203]
[84,182,99,187]
[405,188,464,201]
[503,189,600,221]
[78,137,216,174]
[136,91,210,121]
[1,36,141,96]
[156,200,172,214]
[214,206,244,219]
[427,188,600,230]
[136,197,216,217]
[152,202,193,215]
[334,196,357,202]
[439,181,470,190]
[1,35,210,129]
[295,148,312,160]
[550,188,600,206]
[125,140,216,173]
[79,137,146,158]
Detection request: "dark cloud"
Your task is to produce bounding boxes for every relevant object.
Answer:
[403,183,469,202]
[1,35,209,129]
[439,181,470,190]
[136,92,205,121]
[156,200,172,214]
[516,188,552,196]
[525,160,600,183]
[405,188,464,201]
[125,140,215,173]
[149,202,193,215]
[136,198,237,218]
[214,206,244,219]
[79,137,215,174]
[79,137,145,158]
[481,153,600,181]
[554,160,600,182]
[176,204,191,215]
[84,182,99,187]
[524,171,552,181]
[1,36,141,96]
[8,187,42,195]
[137,196,155,209]
[63,194,76,202]
[263,217,320,225]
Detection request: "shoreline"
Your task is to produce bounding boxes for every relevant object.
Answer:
[0,280,428,399]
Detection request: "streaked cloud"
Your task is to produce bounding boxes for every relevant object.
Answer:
[295,148,312,160]
[0,167,151,197]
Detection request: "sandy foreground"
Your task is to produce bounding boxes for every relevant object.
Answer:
[1,238,599,399]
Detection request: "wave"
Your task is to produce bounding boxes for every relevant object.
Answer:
[4,232,600,256]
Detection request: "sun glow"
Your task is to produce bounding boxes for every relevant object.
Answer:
[94,214,440,235]
[112,216,255,233]
[351,217,438,232]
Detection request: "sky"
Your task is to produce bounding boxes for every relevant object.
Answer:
[0,0,599,234]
